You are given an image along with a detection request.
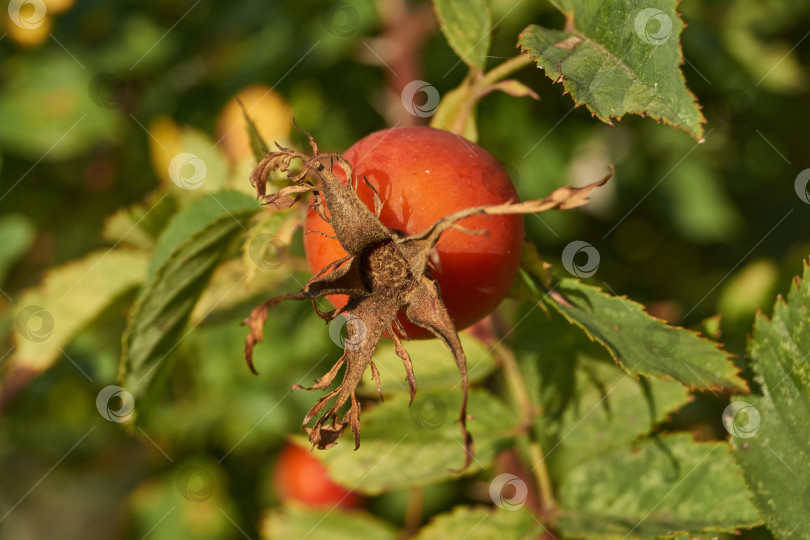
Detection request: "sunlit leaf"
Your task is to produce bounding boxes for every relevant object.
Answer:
[119,192,260,409]
[730,261,810,538]
[11,249,148,374]
[519,0,705,139]
[559,434,761,538]
[432,0,491,72]
[544,279,747,391]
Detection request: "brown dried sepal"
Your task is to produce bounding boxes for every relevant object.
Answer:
[243,124,611,472]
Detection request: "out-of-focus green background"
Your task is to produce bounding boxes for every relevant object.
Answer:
[0,0,808,538]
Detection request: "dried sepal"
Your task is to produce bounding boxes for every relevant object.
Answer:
[243,126,609,471]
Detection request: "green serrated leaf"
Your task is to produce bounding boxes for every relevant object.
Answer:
[432,0,491,72]
[559,434,761,539]
[119,197,260,407]
[414,506,543,540]
[544,279,747,391]
[0,214,35,284]
[149,190,259,278]
[513,307,689,478]
[261,507,397,540]
[519,0,705,139]
[545,356,690,477]
[730,262,810,538]
[11,249,148,374]
[360,332,497,397]
[314,389,517,494]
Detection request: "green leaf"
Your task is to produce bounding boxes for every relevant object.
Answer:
[261,507,397,540]
[559,434,761,539]
[544,279,747,391]
[119,194,260,406]
[10,249,148,374]
[414,506,543,540]
[148,190,259,278]
[730,262,810,538]
[432,0,491,72]
[518,0,705,139]
[0,214,35,284]
[513,307,689,478]
[314,389,517,494]
[544,356,690,477]
[360,333,497,397]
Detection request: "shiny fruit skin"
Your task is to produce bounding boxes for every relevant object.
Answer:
[304,126,524,339]
[273,443,359,508]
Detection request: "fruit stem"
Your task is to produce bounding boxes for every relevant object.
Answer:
[498,345,557,517]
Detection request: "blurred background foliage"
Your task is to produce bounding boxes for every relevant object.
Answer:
[0,0,808,538]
